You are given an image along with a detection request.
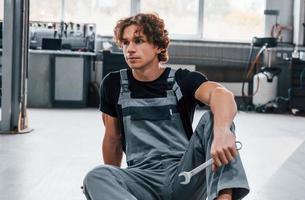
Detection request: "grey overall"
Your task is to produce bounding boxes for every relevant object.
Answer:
[83,69,249,200]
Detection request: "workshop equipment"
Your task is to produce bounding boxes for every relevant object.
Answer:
[242,37,282,110]
[289,59,305,113]
[252,66,281,107]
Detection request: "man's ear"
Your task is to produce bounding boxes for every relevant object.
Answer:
[156,48,163,54]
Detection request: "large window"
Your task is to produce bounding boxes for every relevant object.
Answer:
[141,0,199,36]
[30,0,61,21]
[64,0,131,35]
[26,0,264,42]
[203,0,265,41]
[0,0,3,20]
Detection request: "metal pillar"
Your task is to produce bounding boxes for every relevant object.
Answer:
[1,0,30,133]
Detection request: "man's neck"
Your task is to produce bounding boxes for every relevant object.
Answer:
[131,64,165,82]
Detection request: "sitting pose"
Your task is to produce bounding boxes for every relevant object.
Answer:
[83,13,249,200]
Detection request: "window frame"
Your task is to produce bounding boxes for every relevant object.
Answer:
[130,0,265,42]
[27,0,265,42]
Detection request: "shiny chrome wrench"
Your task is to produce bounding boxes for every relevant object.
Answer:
[179,141,242,185]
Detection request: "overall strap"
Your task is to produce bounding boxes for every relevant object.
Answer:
[118,69,131,105]
[167,68,183,101]
[167,68,176,85]
[119,69,129,93]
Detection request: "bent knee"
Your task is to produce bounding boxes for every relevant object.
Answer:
[197,111,213,126]
[83,165,119,187]
[197,111,235,133]
[195,111,213,134]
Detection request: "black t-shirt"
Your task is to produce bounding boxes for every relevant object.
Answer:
[99,67,208,151]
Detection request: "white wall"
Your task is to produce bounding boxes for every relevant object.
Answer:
[293,0,305,45]
[265,0,294,43]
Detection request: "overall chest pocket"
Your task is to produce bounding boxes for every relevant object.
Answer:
[124,106,176,121]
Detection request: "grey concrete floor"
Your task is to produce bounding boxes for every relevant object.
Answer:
[0,108,305,200]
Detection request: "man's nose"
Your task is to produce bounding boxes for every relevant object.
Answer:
[126,42,136,53]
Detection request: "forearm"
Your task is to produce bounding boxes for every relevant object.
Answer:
[195,82,238,169]
[102,136,123,167]
[210,87,237,137]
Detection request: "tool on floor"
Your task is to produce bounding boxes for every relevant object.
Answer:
[179,141,242,185]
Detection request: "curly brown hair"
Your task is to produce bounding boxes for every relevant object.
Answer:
[113,13,170,62]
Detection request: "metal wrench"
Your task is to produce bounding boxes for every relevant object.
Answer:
[179,141,242,185]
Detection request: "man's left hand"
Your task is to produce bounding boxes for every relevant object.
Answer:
[210,127,237,172]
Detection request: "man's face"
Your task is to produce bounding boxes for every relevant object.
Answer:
[121,24,160,70]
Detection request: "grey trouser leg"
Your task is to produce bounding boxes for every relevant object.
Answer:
[171,111,250,200]
[83,164,166,200]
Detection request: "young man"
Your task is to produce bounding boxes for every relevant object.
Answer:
[83,13,249,200]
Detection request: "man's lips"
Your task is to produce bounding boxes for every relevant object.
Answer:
[127,57,140,61]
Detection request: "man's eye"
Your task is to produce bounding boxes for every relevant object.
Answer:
[135,38,143,44]
[122,41,129,46]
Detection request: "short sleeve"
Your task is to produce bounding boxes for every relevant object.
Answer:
[176,69,208,106]
[99,73,119,117]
